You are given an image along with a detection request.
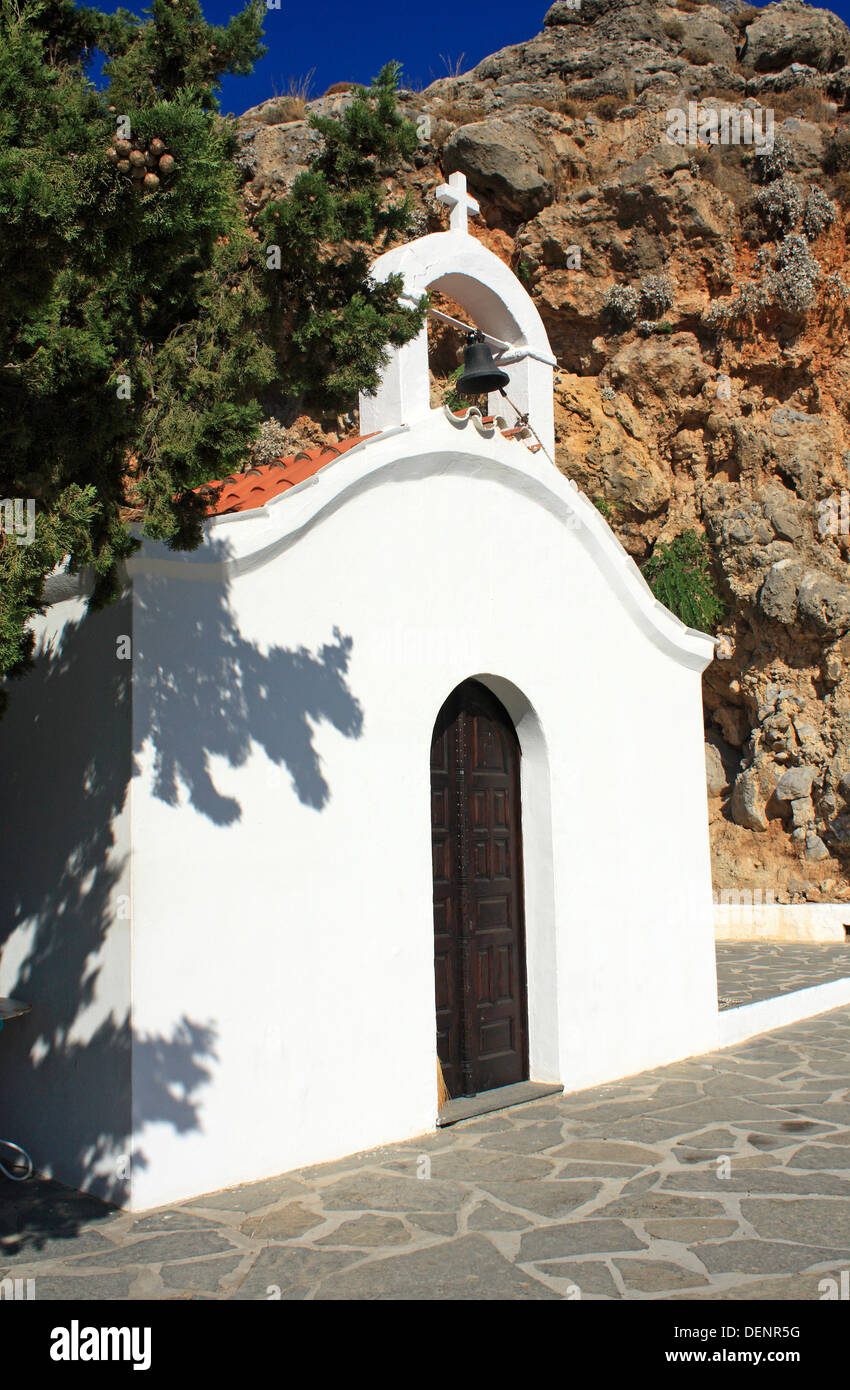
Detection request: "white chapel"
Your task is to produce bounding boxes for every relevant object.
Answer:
[0,173,719,1210]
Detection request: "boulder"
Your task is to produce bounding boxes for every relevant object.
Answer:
[731,768,769,831]
[444,120,554,221]
[774,764,817,801]
[789,796,814,828]
[705,741,729,797]
[805,831,829,861]
[745,1,850,75]
[758,560,803,625]
[762,488,804,542]
[796,569,850,638]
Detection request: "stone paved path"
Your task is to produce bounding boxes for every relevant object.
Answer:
[716,942,850,1009]
[3,1003,850,1300]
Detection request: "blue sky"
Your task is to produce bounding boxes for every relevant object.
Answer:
[90,1,850,117]
[88,0,549,114]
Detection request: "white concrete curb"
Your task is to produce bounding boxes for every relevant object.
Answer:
[715,975,850,1049]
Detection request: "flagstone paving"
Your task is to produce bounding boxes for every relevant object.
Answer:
[2,1000,850,1300]
[715,941,850,1008]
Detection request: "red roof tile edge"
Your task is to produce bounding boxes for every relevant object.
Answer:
[195,434,374,517]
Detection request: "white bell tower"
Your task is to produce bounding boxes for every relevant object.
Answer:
[359,172,557,461]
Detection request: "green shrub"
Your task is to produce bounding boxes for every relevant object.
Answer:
[642,531,724,631]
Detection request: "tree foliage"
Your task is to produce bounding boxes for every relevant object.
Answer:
[259,61,425,412]
[0,2,424,700]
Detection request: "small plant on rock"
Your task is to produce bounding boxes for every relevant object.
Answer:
[802,185,837,240]
[751,131,793,184]
[755,176,803,235]
[249,418,289,467]
[640,273,674,317]
[642,531,725,631]
[604,283,640,328]
[764,232,821,311]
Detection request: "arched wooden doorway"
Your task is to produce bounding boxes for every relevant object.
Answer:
[430,679,529,1099]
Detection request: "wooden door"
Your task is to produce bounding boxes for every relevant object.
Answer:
[431,680,529,1099]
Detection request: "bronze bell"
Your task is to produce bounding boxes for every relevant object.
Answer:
[456,331,510,397]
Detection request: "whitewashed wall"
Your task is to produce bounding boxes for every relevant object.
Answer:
[0,580,133,1203]
[124,414,718,1209]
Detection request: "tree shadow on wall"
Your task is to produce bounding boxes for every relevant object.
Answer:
[0,590,218,1254]
[134,557,363,824]
[0,555,362,1253]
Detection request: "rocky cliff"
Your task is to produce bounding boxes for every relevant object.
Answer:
[236,0,850,904]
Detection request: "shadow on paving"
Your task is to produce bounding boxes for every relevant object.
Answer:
[0,1175,115,1261]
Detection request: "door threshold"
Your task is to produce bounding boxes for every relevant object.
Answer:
[437,1081,564,1127]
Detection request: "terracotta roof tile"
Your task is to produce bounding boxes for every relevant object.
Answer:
[199,435,372,516]
[196,414,540,520]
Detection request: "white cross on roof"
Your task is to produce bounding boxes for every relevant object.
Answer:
[435,171,480,234]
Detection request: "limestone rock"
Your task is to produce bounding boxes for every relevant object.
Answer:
[745,1,850,74]
[805,831,829,861]
[731,769,768,832]
[762,488,804,542]
[444,120,554,221]
[239,0,850,899]
[758,562,803,626]
[796,570,850,639]
[705,742,729,798]
[774,765,817,802]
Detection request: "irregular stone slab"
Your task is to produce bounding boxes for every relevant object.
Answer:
[670,1271,830,1301]
[407,1212,457,1236]
[618,1172,663,1197]
[480,1122,566,1153]
[730,1155,780,1169]
[451,1115,514,1135]
[651,1082,705,1102]
[665,1170,850,1197]
[786,1145,850,1170]
[68,1230,236,1269]
[643,1218,738,1242]
[741,1198,850,1248]
[615,1259,709,1292]
[316,1234,559,1301]
[696,1238,843,1275]
[229,1246,361,1300]
[532,1260,619,1297]
[785,1106,850,1124]
[16,1271,135,1300]
[567,1100,660,1122]
[518,1220,647,1261]
[131,1210,224,1234]
[597,1119,689,1143]
[466,1201,532,1233]
[314,1215,410,1247]
[476,1180,601,1220]
[673,1128,739,1151]
[654,1099,802,1124]
[160,1255,244,1291]
[748,1118,833,1134]
[240,1204,324,1241]
[744,1132,797,1151]
[554,1140,660,1164]
[428,1151,556,1181]
[1,1229,119,1265]
[319,1173,462,1213]
[187,1176,308,1213]
[556,1163,650,1179]
[600,1193,727,1220]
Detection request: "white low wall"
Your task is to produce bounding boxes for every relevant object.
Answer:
[715,974,850,1049]
[714,902,850,942]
